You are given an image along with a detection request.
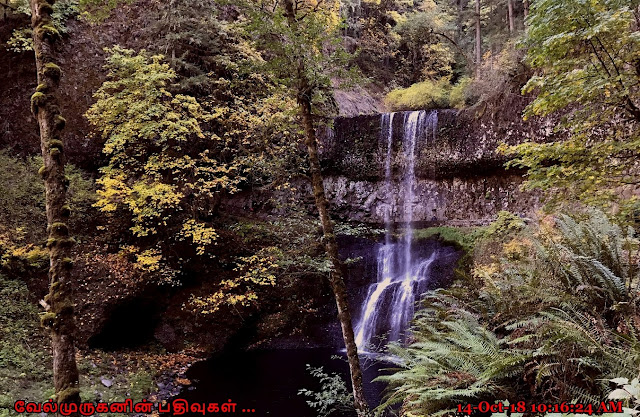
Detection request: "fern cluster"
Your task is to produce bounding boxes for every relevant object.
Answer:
[377,305,531,416]
[377,209,640,415]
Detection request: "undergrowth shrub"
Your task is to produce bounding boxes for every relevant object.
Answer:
[0,274,52,416]
[377,209,640,415]
[385,77,472,111]
[0,151,95,278]
[299,365,354,417]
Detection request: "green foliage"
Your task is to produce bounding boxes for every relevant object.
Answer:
[469,41,524,105]
[298,365,354,417]
[522,0,639,122]
[188,212,332,315]
[74,355,158,415]
[449,76,472,109]
[385,78,451,111]
[376,308,531,416]
[86,46,236,280]
[385,76,474,111]
[0,151,95,243]
[339,0,525,91]
[0,275,52,415]
[391,1,458,80]
[483,210,525,237]
[77,0,132,22]
[111,1,308,193]
[142,0,244,96]
[502,0,640,211]
[531,306,640,404]
[335,222,384,238]
[411,225,484,252]
[379,209,640,414]
[0,152,47,237]
[6,0,79,52]
[236,0,357,116]
[190,246,280,314]
[127,370,154,401]
[535,210,637,308]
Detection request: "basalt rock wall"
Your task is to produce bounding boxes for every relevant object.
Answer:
[321,108,556,180]
[227,106,557,226]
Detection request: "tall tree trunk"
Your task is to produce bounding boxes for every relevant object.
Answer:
[456,0,464,42]
[280,1,368,414]
[297,78,369,417]
[475,0,482,70]
[507,0,515,33]
[29,0,81,414]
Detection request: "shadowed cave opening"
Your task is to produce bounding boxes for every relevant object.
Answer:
[88,298,162,350]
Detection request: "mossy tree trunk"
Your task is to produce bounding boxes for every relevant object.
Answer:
[29,0,81,413]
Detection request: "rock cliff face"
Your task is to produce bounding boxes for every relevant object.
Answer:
[227,106,557,226]
[321,175,536,226]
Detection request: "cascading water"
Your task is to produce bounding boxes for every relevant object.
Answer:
[354,110,439,352]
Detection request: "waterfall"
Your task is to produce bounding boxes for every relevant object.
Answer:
[354,110,439,352]
[382,112,395,242]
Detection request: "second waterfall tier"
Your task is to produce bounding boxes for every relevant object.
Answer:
[354,109,441,352]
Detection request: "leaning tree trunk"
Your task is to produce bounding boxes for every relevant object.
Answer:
[297,83,369,417]
[281,0,368,413]
[29,0,81,413]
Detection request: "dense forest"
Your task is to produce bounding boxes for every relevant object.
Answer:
[0,0,639,416]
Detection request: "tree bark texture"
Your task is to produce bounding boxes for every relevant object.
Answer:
[279,1,369,415]
[507,0,515,32]
[298,91,369,417]
[29,0,81,414]
[475,0,482,68]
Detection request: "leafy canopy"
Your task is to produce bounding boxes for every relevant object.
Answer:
[6,0,78,52]
[500,0,640,211]
[234,0,357,115]
[86,47,237,278]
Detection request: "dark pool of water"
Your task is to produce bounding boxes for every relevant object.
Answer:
[167,348,389,417]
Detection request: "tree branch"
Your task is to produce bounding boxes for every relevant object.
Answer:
[431,30,474,72]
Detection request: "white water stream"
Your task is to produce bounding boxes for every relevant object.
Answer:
[354,110,439,352]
